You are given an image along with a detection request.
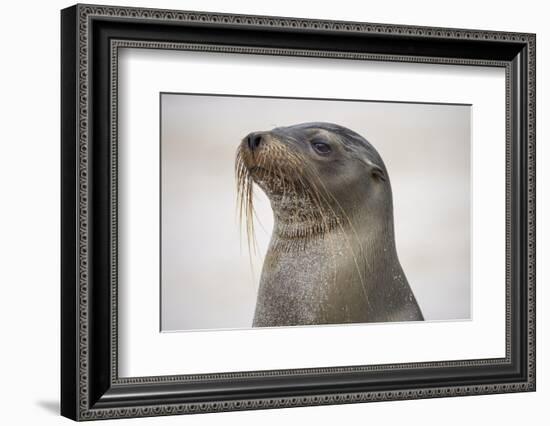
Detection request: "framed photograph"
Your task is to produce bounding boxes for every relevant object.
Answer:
[61,4,536,421]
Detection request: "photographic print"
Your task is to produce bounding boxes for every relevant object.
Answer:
[160,93,471,331]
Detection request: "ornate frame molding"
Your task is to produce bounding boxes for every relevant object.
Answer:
[61,4,535,421]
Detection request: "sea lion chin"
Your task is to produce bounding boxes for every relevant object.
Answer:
[235,122,424,327]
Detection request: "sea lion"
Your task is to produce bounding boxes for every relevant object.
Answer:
[235,122,423,327]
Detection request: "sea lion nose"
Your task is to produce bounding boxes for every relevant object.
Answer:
[247,132,264,151]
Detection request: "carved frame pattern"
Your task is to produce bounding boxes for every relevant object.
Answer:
[61,3,536,421]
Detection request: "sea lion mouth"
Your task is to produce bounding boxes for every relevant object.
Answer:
[246,164,300,202]
[237,137,303,191]
[248,165,268,175]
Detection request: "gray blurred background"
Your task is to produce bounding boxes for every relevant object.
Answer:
[161,93,471,331]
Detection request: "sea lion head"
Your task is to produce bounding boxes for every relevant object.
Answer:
[236,122,393,245]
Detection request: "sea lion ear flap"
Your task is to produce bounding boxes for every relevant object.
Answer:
[371,165,386,182]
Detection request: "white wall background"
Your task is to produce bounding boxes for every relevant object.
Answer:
[0,0,546,425]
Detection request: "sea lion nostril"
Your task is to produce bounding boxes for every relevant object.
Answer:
[247,132,263,150]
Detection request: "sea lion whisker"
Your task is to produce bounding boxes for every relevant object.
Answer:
[235,149,258,257]
[278,151,334,242]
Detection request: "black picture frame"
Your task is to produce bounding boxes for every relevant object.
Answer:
[61,4,536,421]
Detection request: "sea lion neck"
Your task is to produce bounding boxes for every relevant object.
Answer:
[268,187,396,257]
[267,186,343,245]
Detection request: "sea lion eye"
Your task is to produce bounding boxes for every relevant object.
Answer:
[311,139,332,155]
